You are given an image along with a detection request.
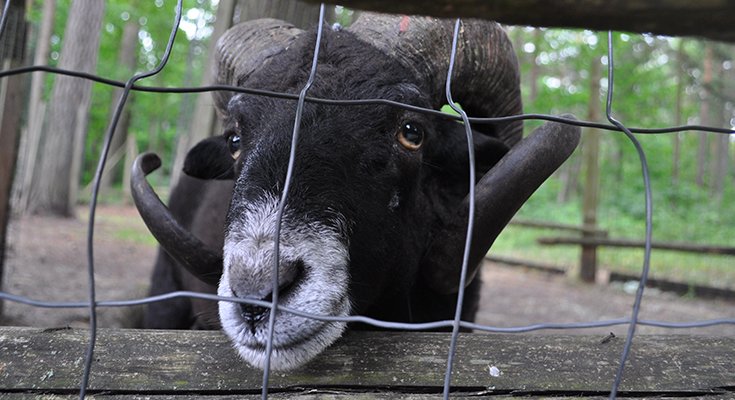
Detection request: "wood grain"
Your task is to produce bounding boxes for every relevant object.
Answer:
[306,0,735,42]
[1,327,733,398]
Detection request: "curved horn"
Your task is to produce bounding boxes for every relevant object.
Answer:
[213,18,304,114]
[349,14,522,146]
[131,153,223,286]
[422,117,581,294]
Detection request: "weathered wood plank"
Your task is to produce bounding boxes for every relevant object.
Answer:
[0,327,734,397]
[0,394,617,399]
[0,389,735,400]
[306,0,735,43]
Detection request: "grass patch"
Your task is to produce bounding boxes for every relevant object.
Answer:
[489,178,735,290]
[113,226,159,247]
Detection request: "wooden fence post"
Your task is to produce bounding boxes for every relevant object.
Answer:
[579,56,602,283]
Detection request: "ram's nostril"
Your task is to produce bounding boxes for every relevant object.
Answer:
[235,259,305,334]
[240,303,268,320]
[240,302,268,323]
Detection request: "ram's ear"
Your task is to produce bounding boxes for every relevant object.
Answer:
[430,120,509,180]
[474,133,509,177]
[183,136,235,180]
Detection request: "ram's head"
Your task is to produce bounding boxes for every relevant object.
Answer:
[132,14,579,371]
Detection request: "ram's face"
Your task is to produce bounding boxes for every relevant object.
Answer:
[215,63,448,369]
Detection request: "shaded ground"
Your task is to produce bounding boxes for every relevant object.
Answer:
[2,205,733,335]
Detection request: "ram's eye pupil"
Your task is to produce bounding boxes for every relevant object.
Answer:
[404,124,421,142]
[228,134,242,158]
[397,122,424,150]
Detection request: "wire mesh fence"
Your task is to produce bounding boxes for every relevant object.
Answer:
[1,1,734,400]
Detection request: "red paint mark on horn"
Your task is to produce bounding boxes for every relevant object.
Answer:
[399,16,410,33]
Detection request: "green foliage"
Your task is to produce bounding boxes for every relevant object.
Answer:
[27,0,217,186]
[498,27,734,287]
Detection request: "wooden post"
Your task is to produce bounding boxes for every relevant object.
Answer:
[579,56,602,283]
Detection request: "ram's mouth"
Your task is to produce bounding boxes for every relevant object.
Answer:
[218,278,350,370]
[217,255,351,371]
[236,294,349,348]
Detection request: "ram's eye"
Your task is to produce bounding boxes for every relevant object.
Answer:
[227,133,242,159]
[397,122,424,150]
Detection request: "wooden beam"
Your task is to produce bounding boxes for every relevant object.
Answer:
[0,327,734,397]
[509,218,607,237]
[538,236,735,256]
[485,255,567,275]
[307,0,735,43]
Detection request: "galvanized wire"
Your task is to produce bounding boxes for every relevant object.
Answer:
[3,289,734,330]
[603,30,655,400]
[442,18,479,400]
[0,2,734,399]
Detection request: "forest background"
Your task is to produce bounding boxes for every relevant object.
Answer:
[3,0,734,290]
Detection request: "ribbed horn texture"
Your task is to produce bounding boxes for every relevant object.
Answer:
[131,153,223,286]
[213,18,304,115]
[349,13,523,146]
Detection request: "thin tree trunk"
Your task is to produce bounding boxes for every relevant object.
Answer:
[711,73,729,202]
[0,0,28,318]
[695,44,713,188]
[122,134,138,201]
[170,36,199,182]
[556,150,581,204]
[528,28,541,103]
[99,19,138,196]
[671,39,684,190]
[27,0,105,217]
[712,132,729,203]
[14,0,55,213]
[170,0,235,185]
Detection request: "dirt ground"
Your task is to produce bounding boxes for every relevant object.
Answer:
[2,204,734,336]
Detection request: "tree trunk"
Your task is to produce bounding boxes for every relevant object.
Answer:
[169,36,199,182]
[121,132,139,201]
[556,150,581,204]
[695,44,713,188]
[170,0,235,185]
[712,132,729,204]
[710,47,729,202]
[14,0,55,214]
[528,28,541,104]
[99,19,139,197]
[671,39,684,191]
[27,0,105,217]
[0,0,28,318]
